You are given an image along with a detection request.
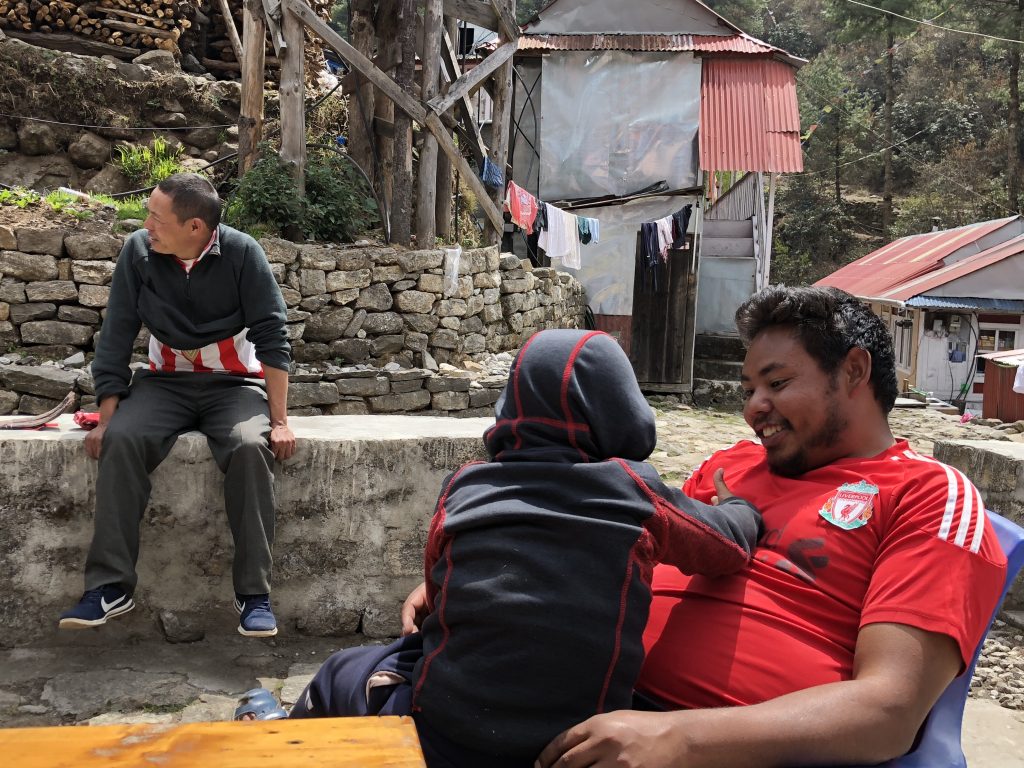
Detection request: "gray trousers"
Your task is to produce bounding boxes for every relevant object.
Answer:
[84,370,276,597]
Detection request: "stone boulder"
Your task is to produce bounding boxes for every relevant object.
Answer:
[0,251,58,281]
[64,232,123,260]
[16,122,59,156]
[82,165,133,195]
[133,49,178,74]
[0,154,78,191]
[0,364,79,400]
[67,132,112,170]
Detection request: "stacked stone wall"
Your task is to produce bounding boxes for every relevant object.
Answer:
[0,220,587,416]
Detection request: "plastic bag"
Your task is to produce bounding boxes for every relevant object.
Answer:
[443,246,462,297]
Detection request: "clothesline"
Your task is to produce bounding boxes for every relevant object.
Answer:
[504,181,601,270]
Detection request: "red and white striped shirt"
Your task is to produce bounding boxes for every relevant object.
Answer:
[147,230,264,378]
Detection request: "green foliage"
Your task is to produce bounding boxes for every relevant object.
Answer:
[44,190,92,221]
[225,147,379,243]
[0,187,41,208]
[114,137,187,186]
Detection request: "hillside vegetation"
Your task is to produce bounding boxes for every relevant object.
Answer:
[702,0,1024,285]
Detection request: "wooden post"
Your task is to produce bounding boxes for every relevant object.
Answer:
[415,0,444,246]
[215,0,244,66]
[375,0,399,219]
[391,0,417,245]
[238,0,266,176]
[349,0,377,185]
[435,16,457,242]
[763,172,778,287]
[486,0,515,246]
[280,0,306,194]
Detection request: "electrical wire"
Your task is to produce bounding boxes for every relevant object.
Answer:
[0,112,234,131]
[841,0,1024,46]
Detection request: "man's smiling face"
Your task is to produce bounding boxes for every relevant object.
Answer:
[741,327,849,477]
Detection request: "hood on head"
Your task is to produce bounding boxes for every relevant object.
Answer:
[484,329,656,462]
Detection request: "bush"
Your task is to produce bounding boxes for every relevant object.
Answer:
[114,137,187,186]
[225,147,378,242]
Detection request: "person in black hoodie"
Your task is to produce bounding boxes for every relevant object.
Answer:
[283,329,761,766]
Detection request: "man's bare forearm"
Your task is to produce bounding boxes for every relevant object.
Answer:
[263,366,289,426]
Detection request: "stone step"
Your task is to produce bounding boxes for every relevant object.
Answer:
[693,358,742,381]
[703,219,753,238]
[691,378,746,411]
[694,333,746,362]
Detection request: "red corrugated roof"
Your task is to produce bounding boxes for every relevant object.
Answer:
[514,33,786,55]
[878,233,1024,301]
[699,58,803,174]
[815,217,1020,300]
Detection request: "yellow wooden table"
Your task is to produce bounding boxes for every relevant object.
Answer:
[0,716,426,767]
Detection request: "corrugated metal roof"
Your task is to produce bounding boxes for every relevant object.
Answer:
[905,296,1024,312]
[879,233,1024,301]
[514,33,785,55]
[699,58,803,174]
[815,217,1020,300]
[978,348,1024,366]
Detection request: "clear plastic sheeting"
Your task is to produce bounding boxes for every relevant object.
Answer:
[539,52,700,201]
[554,195,700,316]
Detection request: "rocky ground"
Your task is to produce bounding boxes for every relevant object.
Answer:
[0,402,1021,730]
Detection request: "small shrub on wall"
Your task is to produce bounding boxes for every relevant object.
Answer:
[225,146,379,243]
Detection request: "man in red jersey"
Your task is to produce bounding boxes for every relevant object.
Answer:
[533,286,1007,768]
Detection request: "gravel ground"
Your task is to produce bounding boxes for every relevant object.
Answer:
[645,398,1024,711]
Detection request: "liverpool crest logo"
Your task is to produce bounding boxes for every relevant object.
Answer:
[819,480,878,530]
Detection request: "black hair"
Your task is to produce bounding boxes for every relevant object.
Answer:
[735,285,899,414]
[156,173,222,230]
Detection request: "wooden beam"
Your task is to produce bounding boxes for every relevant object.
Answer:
[2,30,139,59]
[279,0,306,194]
[425,113,504,233]
[341,49,402,93]
[488,0,519,41]
[416,0,445,245]
[441,0,499,30]
[285,0,427,123]
[215,0,245,67]
[441,26,487,167]
[428,40,515,117]
[238,0,266,176]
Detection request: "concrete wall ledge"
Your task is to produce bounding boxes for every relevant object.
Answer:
[0,414,491,647]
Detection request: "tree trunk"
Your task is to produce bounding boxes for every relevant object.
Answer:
[348,0,376,186]
[415,0,444,246]
[374,0,399,228]
[882,16,894,236]
[435,16,457,242]
[1009,0,1023,212]
[390,0,416,246]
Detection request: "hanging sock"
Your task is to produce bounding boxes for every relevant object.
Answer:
[481,157,504,189]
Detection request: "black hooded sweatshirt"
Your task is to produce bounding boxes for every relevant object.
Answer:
[410,329,762,761]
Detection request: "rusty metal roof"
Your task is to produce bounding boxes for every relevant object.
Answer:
[699,58,803,174]
[815,217,1022,300]
[514,32,797,59]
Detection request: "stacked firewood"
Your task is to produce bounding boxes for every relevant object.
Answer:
[0,0,190,52]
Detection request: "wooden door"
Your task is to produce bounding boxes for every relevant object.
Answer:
[629,237,698,392]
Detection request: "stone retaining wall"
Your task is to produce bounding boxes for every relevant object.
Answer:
[0,414,490,647]
[0,220,586,415]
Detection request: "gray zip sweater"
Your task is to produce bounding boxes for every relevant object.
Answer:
[92,225,289,403]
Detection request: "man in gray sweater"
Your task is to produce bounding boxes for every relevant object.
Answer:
[58,173,294,637]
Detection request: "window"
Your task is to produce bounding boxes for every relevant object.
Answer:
[977,328,1018,375]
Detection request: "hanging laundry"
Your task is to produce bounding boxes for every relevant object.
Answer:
[638,222,662,291]
[481,157,504,189]
[577,217,592,245]
[671,204,692,249]
[655,216,673,261]
[586,217,600,244]
[505,181,539,234]
[539,203,581,269]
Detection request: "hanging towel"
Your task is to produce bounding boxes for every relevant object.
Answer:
[577,216,592,245]
[504,181,539,234]
[587,217,600,244]
[539,203,581,269]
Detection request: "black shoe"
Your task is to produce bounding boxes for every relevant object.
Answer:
[58,585,134,629]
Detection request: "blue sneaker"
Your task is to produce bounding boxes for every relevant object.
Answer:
[233,593,278,637]
[58,585,134,629]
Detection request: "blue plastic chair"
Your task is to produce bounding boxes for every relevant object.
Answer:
[847,510,1024,768]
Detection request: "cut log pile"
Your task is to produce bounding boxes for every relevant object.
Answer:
[0,0,189,52]
[0,0,330,78]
